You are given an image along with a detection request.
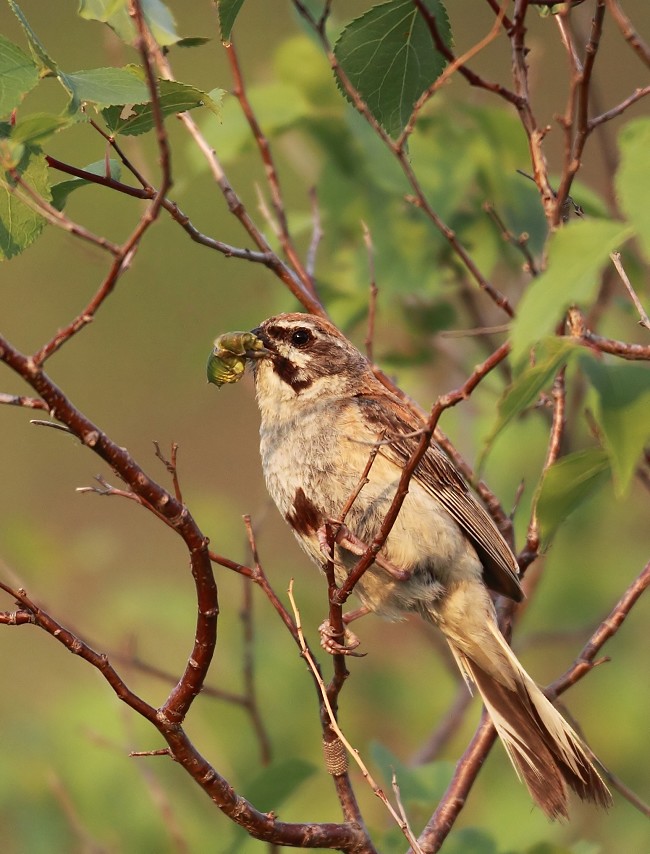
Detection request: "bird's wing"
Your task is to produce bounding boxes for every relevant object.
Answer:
[357,394,523,602]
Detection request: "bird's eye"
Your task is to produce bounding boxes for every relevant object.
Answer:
[290,328,313,348]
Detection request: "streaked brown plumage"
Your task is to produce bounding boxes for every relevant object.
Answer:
[241,312,611,819]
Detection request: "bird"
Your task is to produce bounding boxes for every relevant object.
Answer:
[209,311,612,820]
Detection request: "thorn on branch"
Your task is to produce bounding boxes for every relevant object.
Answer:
[153,441,183,502]
[30,419,74,435]
[130,748,172,758]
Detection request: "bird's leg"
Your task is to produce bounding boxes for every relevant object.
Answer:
[323,520,412,582]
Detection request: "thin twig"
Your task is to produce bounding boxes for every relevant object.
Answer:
[288,582,423,854]
[483,201,538,275]
[609,251,650,329]
[567,307,650,360]
[293,0,515,319]
[606,0,650,68]
[333,341,511,606]
[153,441,183,504]
[0,393,48,411]
[225,40,317,299]
[402,0,513,149]
[362,222,378,362]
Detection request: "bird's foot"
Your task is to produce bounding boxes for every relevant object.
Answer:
[318,620,365,657]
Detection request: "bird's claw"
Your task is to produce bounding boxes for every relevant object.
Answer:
[318,620,365,657]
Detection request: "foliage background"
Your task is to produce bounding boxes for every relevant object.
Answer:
[0,1,648,852]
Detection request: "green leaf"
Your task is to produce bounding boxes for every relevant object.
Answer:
[10,113,72,145]
[334,0,451,139]
[510,219,633,367]
[217,0,246,43]
[59,66,150,113]
[175,37,211,49]
[582,357,650,496]
[102,81,224,136]
[0,34,39,117]
[50,159,122,210]
[0,130,51,260]
[535,448,610,547]
[8,0,58,74]
[480,337,579,465]
[616,117,650,262]
[78,0,180,47]
[243,758,315,810]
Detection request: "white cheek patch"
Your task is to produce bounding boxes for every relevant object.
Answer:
[275,344,312,368]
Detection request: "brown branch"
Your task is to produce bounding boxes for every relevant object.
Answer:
[553,1,606,226]
[589,84,650,129]
[0,336,217,723]
[510,1,556,224]
[153,441,183,504]
[293,1,515,319]
[567,307,650,360]
[288,584,407,852]
[3,171,121,255]
[401,0,516,149]
[0,393,49,411]
[225,39,318,300]
[609,251,650,329]
[333,342,511,606]
[526,367,567,554]
[45,155,277,263]
[417,559,650,851]
[24,2,172,367]
[483,201,538,275]
[0,577,372,849]
[242,517,275,765]
[606,0,650,68]
[144,39,327,318]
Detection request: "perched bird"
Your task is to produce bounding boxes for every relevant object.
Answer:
[207,312,611,820]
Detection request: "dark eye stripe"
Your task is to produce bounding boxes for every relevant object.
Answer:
[265,324,317,345]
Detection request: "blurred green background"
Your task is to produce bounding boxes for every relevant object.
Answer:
[0,2,648,852]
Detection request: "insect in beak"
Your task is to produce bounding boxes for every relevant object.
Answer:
[206,331,270,388]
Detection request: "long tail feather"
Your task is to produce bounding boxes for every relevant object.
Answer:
[447,625,612,820]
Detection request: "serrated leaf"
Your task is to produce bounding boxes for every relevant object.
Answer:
[50,158,122,210]
[0,34,39,117]
[78,0,180,47]
[535,448,610,547]
[8,0,58,74]
[59,66,150,113]
[582,357,650,496]
[480,337,579,465]
[0,133,51,259]
[102,81,224,136]
[11,113,72,145]
[217,0,246,43]
[334,0,451,139]
[243,758,315,810]
[616,117,650,262]
[510,219,633,367]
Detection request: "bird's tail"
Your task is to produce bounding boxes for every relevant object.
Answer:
[433,586,612,819]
